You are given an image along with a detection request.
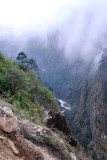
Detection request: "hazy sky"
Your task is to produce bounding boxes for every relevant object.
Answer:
[0,0,107,66]
[0,0,71,32]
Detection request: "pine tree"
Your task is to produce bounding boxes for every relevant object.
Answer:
[28,58,38,71]
[16,52,28,65]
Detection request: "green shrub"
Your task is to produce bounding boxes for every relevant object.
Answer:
[0,52,59,122]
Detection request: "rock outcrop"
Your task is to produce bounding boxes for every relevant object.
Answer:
[46,111,71,135]
[0,100,90,160]
[0,104,56,160]
[0,106,13,117]
[43,108,78,148]
[19,119,72,160]
[0,106,18,133]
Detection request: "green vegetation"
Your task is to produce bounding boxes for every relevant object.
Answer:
[0,52,58,121]
[16,52,38,72]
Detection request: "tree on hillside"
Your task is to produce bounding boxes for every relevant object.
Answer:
[28,58,38,71]
[16,52,29,71]
[16,52,28,65]
[16,52,38,72]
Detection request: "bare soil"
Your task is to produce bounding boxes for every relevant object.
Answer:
[0,130,58,160]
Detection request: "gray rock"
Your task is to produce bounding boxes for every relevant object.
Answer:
[1,107,13,117]
[19,120,51,137]
[0,100,12,107]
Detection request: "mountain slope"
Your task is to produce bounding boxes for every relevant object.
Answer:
[30,41,107,159]
[0,53,90,160]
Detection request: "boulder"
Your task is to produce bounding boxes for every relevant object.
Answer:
[2,106,13,117]
[0,106,13,117]
[0,117,18,133]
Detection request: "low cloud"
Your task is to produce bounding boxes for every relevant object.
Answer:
[0,0,107,66]
[56,0,107,64]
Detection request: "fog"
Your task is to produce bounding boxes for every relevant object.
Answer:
[0,0,107,66]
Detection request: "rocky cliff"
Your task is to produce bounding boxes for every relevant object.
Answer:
[61,51,107,160]
[0,100,90,160]
[87,75,107,159]
[71,51,107,160]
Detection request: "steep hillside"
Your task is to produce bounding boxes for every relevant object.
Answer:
[0,52,90,160]
[0,42,106,159]
[30,42,107,160]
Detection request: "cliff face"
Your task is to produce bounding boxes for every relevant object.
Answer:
[87,51,107,160]
[87,77,107,159]
[69,74,107,160]
[62,51,107,160]
[71,81,92,149]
